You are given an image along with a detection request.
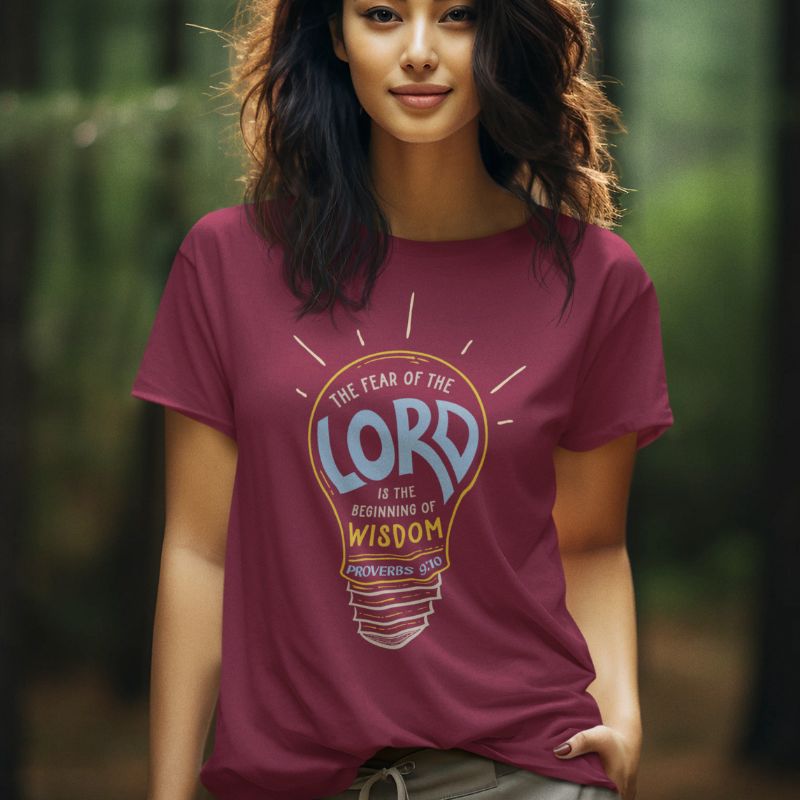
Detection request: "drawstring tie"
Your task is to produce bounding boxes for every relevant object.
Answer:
[357,759,416,800]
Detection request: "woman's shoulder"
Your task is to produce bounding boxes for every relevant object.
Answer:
[569,216,655,299]
[173,202,286,289]
[178,203,265,256]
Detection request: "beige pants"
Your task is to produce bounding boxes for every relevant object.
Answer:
[318,746,621,800]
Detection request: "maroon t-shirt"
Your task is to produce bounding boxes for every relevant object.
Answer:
[131,203,674,799]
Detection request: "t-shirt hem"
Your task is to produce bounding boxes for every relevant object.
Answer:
[558,412,675,452]
[130,387,237,441]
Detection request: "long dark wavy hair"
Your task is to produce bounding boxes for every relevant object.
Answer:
[223,0,627,324]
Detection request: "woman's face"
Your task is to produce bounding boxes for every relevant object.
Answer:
[329,0,481,144]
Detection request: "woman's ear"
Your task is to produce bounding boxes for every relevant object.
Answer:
[328,14,348,62]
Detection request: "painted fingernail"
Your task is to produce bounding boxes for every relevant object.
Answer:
[553,742,572,755]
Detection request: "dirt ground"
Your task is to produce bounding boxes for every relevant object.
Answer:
[636,599,799,800]
[22,599,800,799]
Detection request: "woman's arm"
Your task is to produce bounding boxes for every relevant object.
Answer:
[551,431,642,799]
[147,408,238,800]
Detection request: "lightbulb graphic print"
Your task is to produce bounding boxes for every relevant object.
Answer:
[308,350,488,650]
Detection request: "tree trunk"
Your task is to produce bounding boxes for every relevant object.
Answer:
[0,0,40,796]
[738,0,800,770]
[105,0,188,700]
[591,0,622,111]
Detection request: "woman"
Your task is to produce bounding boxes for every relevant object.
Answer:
[130,1,674,799]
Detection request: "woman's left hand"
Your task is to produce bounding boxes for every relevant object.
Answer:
[552,724,641,800]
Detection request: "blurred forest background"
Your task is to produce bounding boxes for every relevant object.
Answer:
[1,0,798,798]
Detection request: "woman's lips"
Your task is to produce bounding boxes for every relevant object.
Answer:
[390,90,452,109]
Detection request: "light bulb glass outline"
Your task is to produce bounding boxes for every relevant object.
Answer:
[307,349,489,588]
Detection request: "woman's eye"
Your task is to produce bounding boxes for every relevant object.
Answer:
[363,7,398,23]
[444,7,477,23]
[363,6,477,25]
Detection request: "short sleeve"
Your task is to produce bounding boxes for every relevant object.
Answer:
[558,278,674,452]
[130,247,236,440]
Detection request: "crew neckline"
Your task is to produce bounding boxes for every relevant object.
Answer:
[385,206,553,260]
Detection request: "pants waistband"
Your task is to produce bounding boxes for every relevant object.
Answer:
[351,746,520,800]
[365,746,517,774]
[365,746,427,765]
